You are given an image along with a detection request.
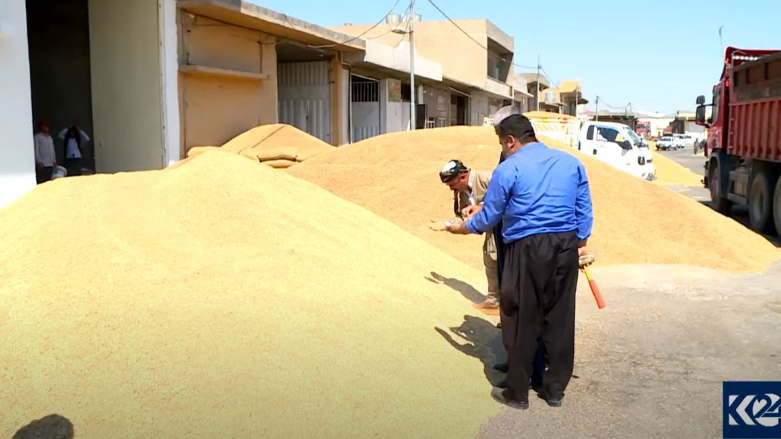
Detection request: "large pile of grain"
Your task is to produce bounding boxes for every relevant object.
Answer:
[187,124,333,168]
[0,151,498,438]
[287,126,779,273]
[650,150,704,186]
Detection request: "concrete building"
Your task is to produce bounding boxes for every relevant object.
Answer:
[518,73,564,113]
[176,0,371,153]
[2,0,181,208]
[341,39,444,139]
[331,16,517,126]
[558,80,588,117]
[635,111,676,138]
[669,111,705,136]
[0,0,401,208]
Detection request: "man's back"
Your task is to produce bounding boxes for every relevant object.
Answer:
[497,143,588,241]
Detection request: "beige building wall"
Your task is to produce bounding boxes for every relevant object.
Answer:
[422,85,451,125]
[331,20,490,87]
[89,0,166,172]
[178,14,278,153]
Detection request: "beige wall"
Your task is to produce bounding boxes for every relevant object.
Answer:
[178,14,277,152]
[89,0,165,172]
[422,85,450,123]
[331,20,490,87]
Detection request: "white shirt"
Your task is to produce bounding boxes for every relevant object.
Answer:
[59,128,90,159]
[466,171,476,205]
[34,132,57,167]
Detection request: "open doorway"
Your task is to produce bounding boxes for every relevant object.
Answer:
[450,94,468,126]
[26,0,96,181]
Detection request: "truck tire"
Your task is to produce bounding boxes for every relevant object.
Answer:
[748,171,776,234]
[709,157,732,215]
[773,177,781,237]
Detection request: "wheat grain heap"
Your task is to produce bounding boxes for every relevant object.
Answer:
[0,151,499,438]
[186,124,333,169]
[288,126,779,273]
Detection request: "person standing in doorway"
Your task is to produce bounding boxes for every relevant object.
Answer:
[447,114,593,409]
[34,122,57,184]
[59,125,89,177]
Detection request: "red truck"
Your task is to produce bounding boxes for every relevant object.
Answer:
[635,121,651,137]
[696,47,781,235]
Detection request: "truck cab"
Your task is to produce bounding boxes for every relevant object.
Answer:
[578,121,656,180]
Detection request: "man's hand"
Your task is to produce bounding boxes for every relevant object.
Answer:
[462,204,483,219]
[446,222,470,235]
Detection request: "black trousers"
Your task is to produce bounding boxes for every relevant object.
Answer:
[495,221,546,387]
[36,166,53,184]
[500,231,579,401]
[66,158,82,177]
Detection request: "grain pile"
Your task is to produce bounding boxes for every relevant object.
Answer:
[287,126,779,273]
[0,151,499,438]
[650,149,704,186]
[186,124,333,168]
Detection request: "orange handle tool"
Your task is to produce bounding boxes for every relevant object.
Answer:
[581,265,605,309]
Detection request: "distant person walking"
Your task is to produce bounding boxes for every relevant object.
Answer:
[59,125,89,177]
[34,122,57,184]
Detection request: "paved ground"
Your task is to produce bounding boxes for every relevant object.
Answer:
[460,148,781,438]
[465,263,781,438]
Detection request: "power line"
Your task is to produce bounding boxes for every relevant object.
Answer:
[425,0,537,71]
[540,66,559,87]
[295,0,404,49]
[594,95,632,111]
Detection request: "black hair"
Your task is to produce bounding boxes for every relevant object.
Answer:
[497,114,537,144]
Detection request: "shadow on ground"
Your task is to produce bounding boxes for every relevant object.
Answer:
[435,315,506,387]
[426,271,486,304]
[13,414,74,439]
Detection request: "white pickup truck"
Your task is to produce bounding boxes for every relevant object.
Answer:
[656,136,675,150]
[577,121,656,180]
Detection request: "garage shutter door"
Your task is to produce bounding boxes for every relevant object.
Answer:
[277,61,332,144]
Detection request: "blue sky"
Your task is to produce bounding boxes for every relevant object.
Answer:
[251,0,781,114]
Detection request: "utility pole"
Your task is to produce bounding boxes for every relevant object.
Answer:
[595,96,599,122]
[408,0,416,131]
[535,55,540,111]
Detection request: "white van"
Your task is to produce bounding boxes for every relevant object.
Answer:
[577,121,656,181]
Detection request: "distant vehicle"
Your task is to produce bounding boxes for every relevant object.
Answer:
[672,134,686,149]
[634,131,649,147]
[696,46,781,234]
[578,121,656,180]
[635,121,651,137]
[656,136,675,151]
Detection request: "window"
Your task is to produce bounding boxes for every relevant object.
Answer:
[587,125,595,140]
[712,88,721,122]
[596,127,619,142]
[401,83,411,101]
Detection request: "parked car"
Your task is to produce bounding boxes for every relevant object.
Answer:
[656,136,675,150]
[578,121,656,180]
[672,134,687,149]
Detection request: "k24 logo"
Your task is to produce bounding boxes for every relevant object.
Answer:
[724,382,781,438]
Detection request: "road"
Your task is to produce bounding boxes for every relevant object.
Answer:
[473,262,781,438]
[470,146,781,438]
[656,147,781,247]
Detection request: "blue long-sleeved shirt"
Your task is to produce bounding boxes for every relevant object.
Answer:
[466,142,593,243]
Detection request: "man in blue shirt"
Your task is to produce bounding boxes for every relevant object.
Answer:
[447,114,593,409]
